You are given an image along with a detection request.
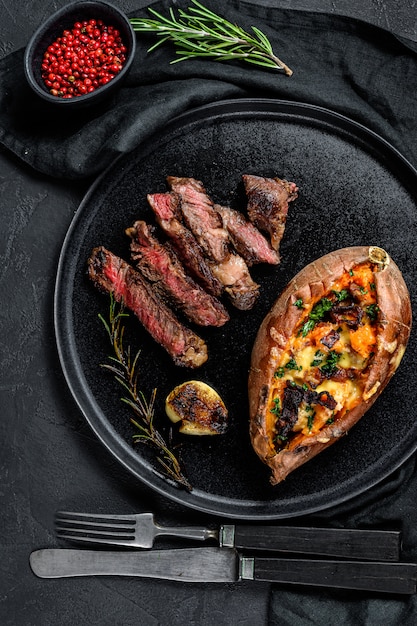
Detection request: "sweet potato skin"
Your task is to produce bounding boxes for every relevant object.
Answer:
[248,246,412,485]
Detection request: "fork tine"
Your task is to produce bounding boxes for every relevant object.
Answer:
[56,533,134,547]
[55,511,136,525]
[55,511,137,541]
[55,518,135,532]
[55,524,135,538]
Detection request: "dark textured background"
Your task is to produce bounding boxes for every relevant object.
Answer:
[1,1,417,625]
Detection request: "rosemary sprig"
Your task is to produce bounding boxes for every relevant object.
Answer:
[130,0,292,75]
[98,294,191,490]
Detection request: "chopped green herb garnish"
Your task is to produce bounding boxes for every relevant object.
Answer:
[349,269,354,276]
[300,319,315,336]
[275,358,302,376]
[319,350,341,376]
[311,349,325,367]
[300,297,333,336]
[307,407,316,431]
[294,298,304,309]
[270,397,281,416]
[285,357,302,371]
[332,289,349,301]
[365,303,379,321]
[274,366,285,378]
[275,433,288,442]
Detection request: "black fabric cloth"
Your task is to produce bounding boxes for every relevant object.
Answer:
[268,458,417,624]
[1,0,417,180]
[2,1,417,623]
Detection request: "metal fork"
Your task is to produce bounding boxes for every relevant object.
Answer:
[55,511,403,560]
[55,511,219,549]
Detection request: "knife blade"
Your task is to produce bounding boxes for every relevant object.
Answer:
[29,548,417,594]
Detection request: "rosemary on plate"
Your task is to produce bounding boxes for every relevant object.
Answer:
[98,294,191,490]
[130,0,292,75]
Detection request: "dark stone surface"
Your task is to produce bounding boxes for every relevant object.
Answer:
[1,2,416,625]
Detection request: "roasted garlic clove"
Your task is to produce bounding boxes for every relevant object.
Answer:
[165,380,228,435]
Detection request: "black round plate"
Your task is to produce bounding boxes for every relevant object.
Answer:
[55,99,417,520]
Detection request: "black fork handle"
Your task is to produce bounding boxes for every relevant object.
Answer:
[224,525,402,561]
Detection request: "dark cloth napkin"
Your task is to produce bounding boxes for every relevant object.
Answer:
[1,0,417,180]
[2,1,417,623]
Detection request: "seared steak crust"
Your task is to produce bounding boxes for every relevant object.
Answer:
[147,192,223,297]
[167,176,229,263]
[166,177,260,310]
[88,246,208,368]
[126,220,229,327]
[215,204,279,266]
[243,174,298,256]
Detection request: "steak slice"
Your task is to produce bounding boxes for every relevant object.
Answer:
[88,246,208,368]
[126,220,229,327]
[213,253,260,310]
[167,176,229,263]
[242,174,298,256]
[166,177,260,310]
[215,204,279,266]
[147,192,223,297]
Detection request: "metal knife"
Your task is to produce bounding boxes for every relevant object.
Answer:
[29,548,417,594]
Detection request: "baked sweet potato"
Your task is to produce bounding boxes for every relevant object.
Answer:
[248,246,412,485]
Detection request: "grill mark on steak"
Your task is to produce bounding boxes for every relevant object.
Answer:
[147,192,223,297]
[242,174,298,256]
[215,204,280,266]
[87,246,208,368]
[126,220,229,327]
[167,176,260,310]
[167,176,229,263]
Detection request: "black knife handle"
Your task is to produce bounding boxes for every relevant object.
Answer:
[241,557,417,594]
[225,525,401,561]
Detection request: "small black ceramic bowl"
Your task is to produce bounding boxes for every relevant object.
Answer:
[24,0,136,109]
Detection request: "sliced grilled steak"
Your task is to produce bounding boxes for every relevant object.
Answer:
[88,246,208,368]
[167,176,229,263]
[215,204,279,266]
[166,177,260,310]
[147,192,223,297]
[242,174,298,256]
[213,253,260,310]
[126,220,229,327]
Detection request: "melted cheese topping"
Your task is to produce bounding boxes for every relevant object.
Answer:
[268,261,378,450]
